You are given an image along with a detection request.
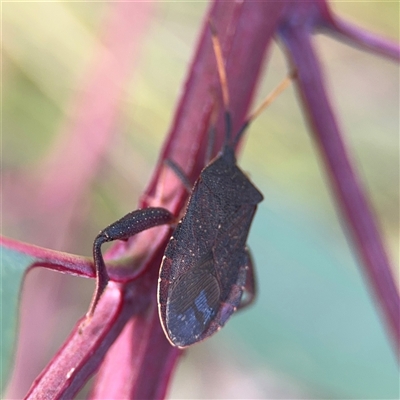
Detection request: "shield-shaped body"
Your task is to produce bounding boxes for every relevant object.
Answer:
[158,148,263,347]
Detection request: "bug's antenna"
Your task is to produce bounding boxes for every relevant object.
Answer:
[209,21,232,145]
[233,70,297,148]
[247,71,295,123]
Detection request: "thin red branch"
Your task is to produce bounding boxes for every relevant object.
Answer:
[305,0,399,61]
[1,236,94,279]
[25,282,131,399]
[88,226,180,398]
[324,15,400,61]
[278,11,399,354]
[88,297,180,399]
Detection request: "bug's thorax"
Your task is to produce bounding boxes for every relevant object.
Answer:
[197,143,263,206]
[201,143,236,177]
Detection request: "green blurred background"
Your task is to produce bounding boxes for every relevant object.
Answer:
[2,1,398,398]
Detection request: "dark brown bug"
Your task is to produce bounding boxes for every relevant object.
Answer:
[87,26,293,348]
[157,142,262,347]
[157,27,293,347]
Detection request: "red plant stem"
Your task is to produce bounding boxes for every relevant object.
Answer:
[1,236,95,278]
[89,229,181,398]
[25,282,133,399]
[279,21,400,355]
[313,0,400,61]
[20,227,173,398]
[88,297,178,399]
[326,16,400,62]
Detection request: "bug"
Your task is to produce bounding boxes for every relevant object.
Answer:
[87,26,293,348]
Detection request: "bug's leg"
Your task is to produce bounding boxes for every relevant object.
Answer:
[164,159,193,193]
[165,108,217,192]
[238,248,257,310]
[87,207,174,317]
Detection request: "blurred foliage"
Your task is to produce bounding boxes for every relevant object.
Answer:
[2,1,398,398]
[1,247,34,393]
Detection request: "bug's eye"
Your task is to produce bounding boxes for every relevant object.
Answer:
[166,259,220,346]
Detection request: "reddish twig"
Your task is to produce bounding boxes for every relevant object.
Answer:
[278,3,399,354]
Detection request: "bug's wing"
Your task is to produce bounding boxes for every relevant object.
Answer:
[162,252,221,347]
[158,181,223,347]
